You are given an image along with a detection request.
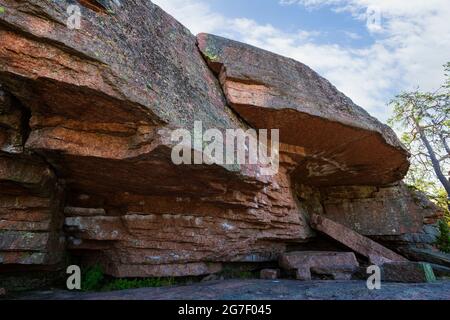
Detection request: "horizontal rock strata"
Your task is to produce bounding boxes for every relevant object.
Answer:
[0,0,443,279]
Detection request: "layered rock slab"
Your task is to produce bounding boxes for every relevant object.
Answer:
[0,89,64,268]
[0,0,312,276]
[310,214,408,265]
[381,262,436,283]
[197,33,409,186]
[318,183,442,236]
[279,251,359,280]
[0,0,438,281]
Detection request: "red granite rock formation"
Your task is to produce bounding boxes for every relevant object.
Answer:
[197,33,410,187]
[0,0,311,277]
[0,0,443,280]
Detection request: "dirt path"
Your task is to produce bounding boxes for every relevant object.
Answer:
[14,280,450,300]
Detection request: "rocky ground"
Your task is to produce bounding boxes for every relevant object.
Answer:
[12,280,450,300]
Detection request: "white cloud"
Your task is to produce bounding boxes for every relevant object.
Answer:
[152,0,450,122]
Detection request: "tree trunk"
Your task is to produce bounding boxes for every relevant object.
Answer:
[417,126,450,211]
[440,133,450,155]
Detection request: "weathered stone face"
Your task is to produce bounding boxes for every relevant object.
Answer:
[0,154,64,266]
[318,184,442,236]
[279,251,359,281]
[0,0,312,277]
[0,0,442,280]
[197,33,410,186]
[381,262,436,283]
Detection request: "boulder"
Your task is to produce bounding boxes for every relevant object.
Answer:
[318,184,443,236]
[279,251,358,281]
[197,33,409,187]
[310,214,408,265]
[381,262,436,283]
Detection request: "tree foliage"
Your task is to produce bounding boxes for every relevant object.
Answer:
[389,62,450,220]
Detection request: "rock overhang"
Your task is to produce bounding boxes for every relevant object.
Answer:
[197,33,410,186]
[0,1,440,281]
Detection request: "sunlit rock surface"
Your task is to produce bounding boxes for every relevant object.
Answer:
[0,0,442,279]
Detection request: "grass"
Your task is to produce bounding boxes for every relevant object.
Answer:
[80,264,257,292]
[436,219,450,253]
[80,264,177,292]
[81,264,104,291]
[102,277,175,292]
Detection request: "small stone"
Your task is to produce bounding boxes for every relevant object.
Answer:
[260,269,280,280]
[381,262,436,283]
[279,251,359,281]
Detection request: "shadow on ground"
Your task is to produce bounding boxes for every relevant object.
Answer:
[12,280,450,300]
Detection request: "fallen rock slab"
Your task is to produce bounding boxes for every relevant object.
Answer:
[399,247,450,268]
[279,251,358,281]
[311,214,408,265]
[381,262,436,283]
[429,264,450,278]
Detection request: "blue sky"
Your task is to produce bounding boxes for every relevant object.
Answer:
[210,0,374,47]
[153,0,450,122]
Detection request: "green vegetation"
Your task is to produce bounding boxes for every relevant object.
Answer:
[203,48,219,62]
[437,220,450,253]
[389,62,450,253]
[102,277,175,291]
[0,6,5,14]
[389,63,450,213]
[80,264,176,292]
[82,264,104,291]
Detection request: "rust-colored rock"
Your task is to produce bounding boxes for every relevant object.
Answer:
[381,262,436,283]
[0,0,311,277]
[260,269,280,280]
[197,33,409,186]
[318,183,442,236]
[0,0,441,281]
[279,251,358,281]
[0,154,64,266]
[310,214,408,265]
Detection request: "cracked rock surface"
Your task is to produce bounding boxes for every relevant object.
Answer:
[0,0,443,280]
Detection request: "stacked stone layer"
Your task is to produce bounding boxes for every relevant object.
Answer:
[0,0,443,277]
